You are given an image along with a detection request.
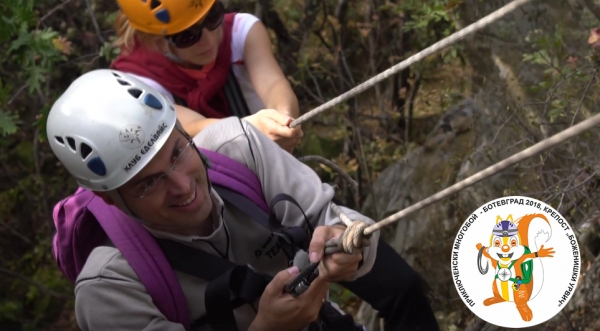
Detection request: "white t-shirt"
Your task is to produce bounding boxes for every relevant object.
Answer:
[131,13,265,114]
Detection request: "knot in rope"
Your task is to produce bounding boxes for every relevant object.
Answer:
[336,220,371,254]
[325,202,371,254]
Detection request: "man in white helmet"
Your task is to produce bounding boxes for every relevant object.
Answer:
[47,69,380,331]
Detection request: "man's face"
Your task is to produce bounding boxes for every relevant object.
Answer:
[118,130,213,236]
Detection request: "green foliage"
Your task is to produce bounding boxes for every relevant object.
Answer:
[522,24,597,123]
[0,0,67,137]
[401,0,453,34]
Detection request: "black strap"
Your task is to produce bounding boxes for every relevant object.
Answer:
[319,301,364,331]
[172,94,188,107]
[157,238,271,331]
[213,184,280,231]
[157,238,235,280]
[223,68,251,118]
[205,265,271,330]
[213,185,310,259]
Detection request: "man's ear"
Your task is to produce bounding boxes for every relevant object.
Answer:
[93,191,115,206]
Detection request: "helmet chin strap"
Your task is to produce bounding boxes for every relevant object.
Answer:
[107,122,214,232]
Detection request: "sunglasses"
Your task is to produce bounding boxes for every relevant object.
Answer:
[166,1,225,49]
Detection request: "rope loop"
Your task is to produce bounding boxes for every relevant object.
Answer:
[325,221,371,255]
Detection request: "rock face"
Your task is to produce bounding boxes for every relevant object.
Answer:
[355,1,600,329]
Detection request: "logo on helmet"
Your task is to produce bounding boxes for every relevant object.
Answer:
[120,125,145,149]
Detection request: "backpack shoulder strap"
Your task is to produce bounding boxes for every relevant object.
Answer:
[200,149,310,256]
[223,67,251,118]
[52,187,106,284]
[200,148,269,213]
[86,196,191,330]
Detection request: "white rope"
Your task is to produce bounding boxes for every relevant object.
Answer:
[326,113,600,254]
[330,202,354,227]
[289,0,534,128]
[363,112,600,236]
[329,203,371,254]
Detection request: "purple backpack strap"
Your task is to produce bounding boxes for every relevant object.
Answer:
[200,148,269,213]
[88,197,191,329]
[52,187,106,283]
[52,188,191,329]
[51,149,267,330]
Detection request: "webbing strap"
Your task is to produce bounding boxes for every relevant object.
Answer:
[215,185,310,259]
[157,238,235,281]
[223,68,251,118]
[205,266,242,330]
[214,184,279,230]
[157,238,272,330]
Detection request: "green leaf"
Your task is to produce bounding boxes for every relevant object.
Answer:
[27,65,46,93]
[7,31,33,53]
[0,111,20,136]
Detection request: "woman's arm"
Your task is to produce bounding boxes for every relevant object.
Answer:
[175,105,219,136]
[243,21,300,118]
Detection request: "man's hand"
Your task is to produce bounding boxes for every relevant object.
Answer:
[309,225,363,282]
[244,109,303,152]
[249,266,329,331]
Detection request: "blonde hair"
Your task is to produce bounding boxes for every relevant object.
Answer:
[113,11,169,54]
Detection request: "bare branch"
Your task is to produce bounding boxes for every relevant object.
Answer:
[0,267,73,300]
[299,155,358,192]
[38,0,75,27]
[571,69,597,126]
[581,0,600,21]
[84,0,106,44]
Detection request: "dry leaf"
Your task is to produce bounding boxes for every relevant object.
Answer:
[587,28,600,49]
[52,36,72,55]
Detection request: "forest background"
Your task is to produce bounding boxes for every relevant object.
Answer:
[1,0,600,330]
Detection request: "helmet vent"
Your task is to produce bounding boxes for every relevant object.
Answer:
[150,0,161,10]
[155,9,171,23]
[117,79,131,86]
[112,72,122,78]
[144,93,163,110]
[128,88,143,99]
[150,0,162,10]
[66,137,76,152]
[80,143,93,160]
[87,157,107,176]
[54,136,65,145]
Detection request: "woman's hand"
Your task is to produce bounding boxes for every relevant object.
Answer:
[244,109,303,152]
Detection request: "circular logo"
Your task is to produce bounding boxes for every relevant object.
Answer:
[119,125,144,149]
[451,196,580,328]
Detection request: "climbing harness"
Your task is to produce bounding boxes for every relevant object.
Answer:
[290,0,534,128]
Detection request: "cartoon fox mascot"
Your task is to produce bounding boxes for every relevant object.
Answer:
[476,214,555,321]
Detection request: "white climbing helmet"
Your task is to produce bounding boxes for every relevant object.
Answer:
[47,69,177,191]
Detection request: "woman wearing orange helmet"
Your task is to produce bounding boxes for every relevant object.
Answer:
[111,0,302,152]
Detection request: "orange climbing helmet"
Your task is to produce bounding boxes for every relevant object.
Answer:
[117,0,217,35]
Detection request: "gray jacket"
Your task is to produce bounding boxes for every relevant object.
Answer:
[74,117,379,331]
